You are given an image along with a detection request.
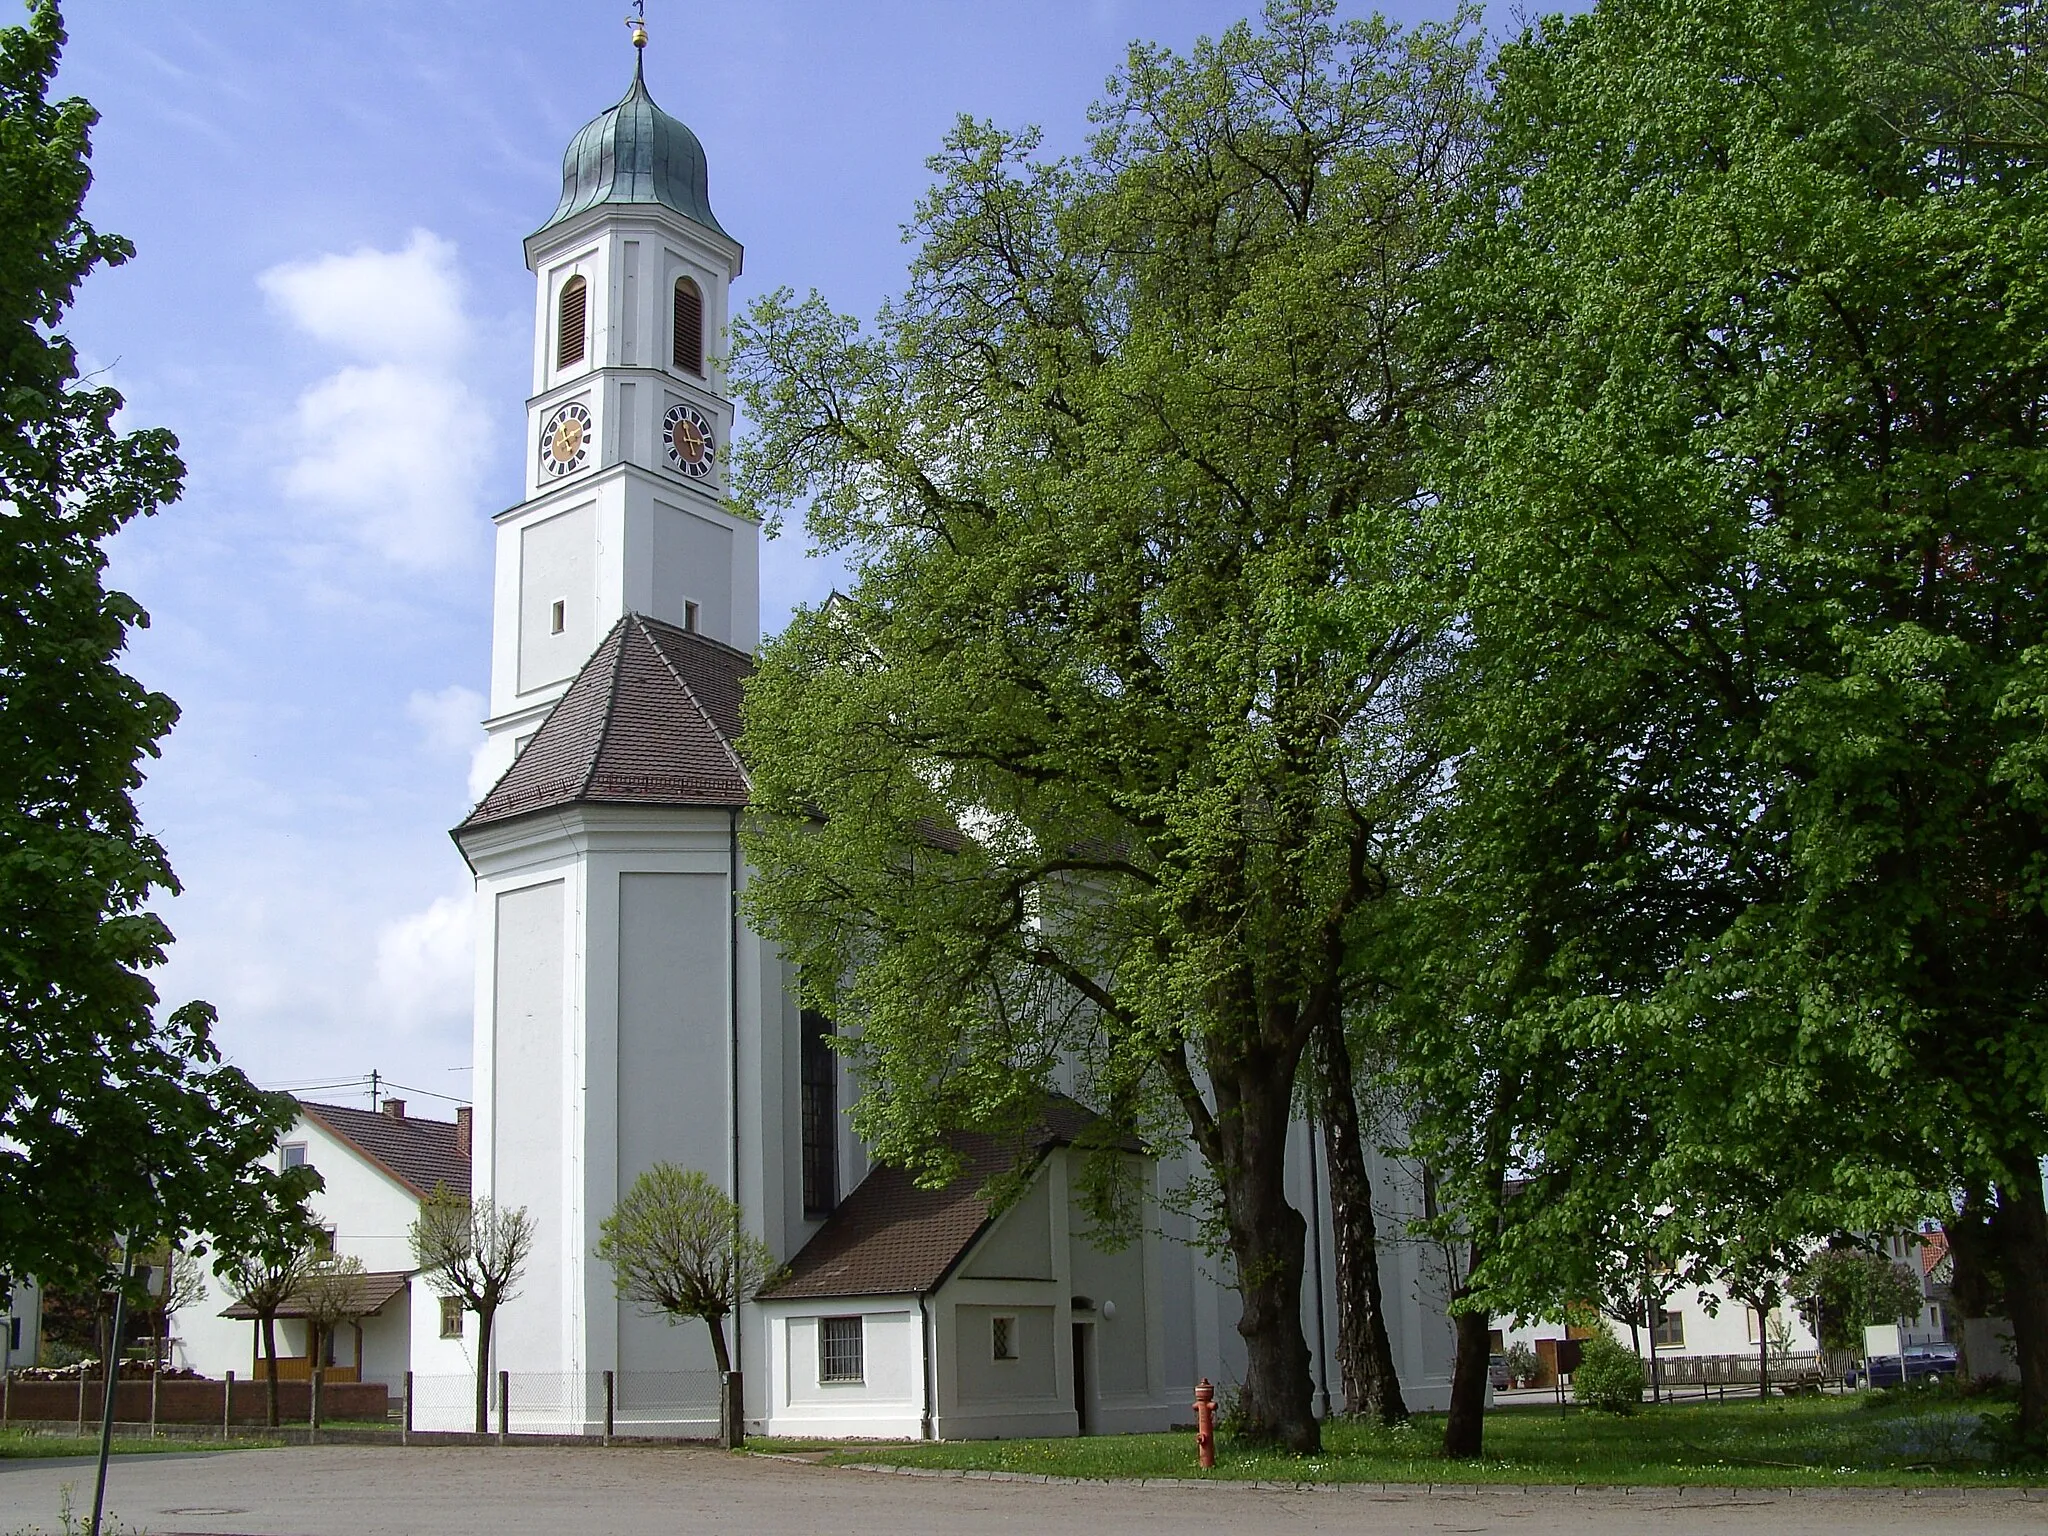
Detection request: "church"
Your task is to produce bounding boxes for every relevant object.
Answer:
[449,32,1457,1440]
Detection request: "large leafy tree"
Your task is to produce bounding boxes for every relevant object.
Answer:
[0,2,303,1286]
[1439,0,2048,1437]
[733,0,1481,1449]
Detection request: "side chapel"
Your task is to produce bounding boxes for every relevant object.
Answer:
[451,28,1456,1439]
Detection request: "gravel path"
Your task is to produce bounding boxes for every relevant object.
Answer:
[0,1444,2039,1536]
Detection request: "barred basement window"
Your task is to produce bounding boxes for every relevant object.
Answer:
[673,277,703,375]
[992,1315,1017,1362]
[800,1008,838,1219]
[440,1296,464,1339]
[819,1316,863,1384]
[557,276,588,369]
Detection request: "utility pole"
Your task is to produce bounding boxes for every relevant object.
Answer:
[369,1070,381,1112]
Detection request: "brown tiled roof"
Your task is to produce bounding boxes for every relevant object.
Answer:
[298,1102,470,1200]
[221,1269,411,1320]
[460,613,751,831]
[760,1098,1117,1302]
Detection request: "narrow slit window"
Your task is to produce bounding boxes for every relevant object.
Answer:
[550,599,566,635]
[992,1315,1017,1361]
[683,600,700,633]
[673,278,703,376]
[800,1009,838,1219]
[818,1316,863,1384]
[557,276,588,369]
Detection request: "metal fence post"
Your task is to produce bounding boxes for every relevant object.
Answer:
[77,1370,87,1435]
[402,1371,413,1446]
[603,1369,615,1445]
[223,1371,234,1439]
[497,1370,509,1445]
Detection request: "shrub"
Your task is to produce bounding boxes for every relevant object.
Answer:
[1504,1341,1541,1383]
[1572,1330,1645,1414]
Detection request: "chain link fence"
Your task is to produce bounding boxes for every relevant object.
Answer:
[406,1369,720,1437]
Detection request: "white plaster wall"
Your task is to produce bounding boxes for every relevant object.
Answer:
[762,1300,925,1439]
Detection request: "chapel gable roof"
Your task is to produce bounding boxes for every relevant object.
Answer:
[298,1102,470,1201]
[760,1098,1127,1302]
[459,613,751,833]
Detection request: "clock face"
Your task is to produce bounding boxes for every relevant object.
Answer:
[663,403,717,480]
[539,401,593,477]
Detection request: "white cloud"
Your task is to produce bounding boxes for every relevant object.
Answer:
[261,231,491,570]
[406,683,486,757]
[259,230,470,363]
[373,892,475,1037]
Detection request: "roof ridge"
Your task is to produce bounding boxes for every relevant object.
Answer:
[576,617,637,805]
[630,612,752,792]
[299,1102,438,1201]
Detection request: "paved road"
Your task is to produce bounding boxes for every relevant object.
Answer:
[0,1445,2039,1536]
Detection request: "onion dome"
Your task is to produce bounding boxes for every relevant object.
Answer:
[540,55,730,240]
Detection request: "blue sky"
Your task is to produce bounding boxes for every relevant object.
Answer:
[49,0,1482,1113]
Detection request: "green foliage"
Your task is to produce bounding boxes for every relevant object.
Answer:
[1503,1341,1540,1382]
[595,1165,780,1374]
[731,0,1484,1450]
[0,1,305,1287]
[1797,1247,1926,1357]
[1571,1330,1647,1414]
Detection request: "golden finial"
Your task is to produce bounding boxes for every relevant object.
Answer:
[625,2,648,50]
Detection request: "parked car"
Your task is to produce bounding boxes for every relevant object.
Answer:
[1845,1345,1958,1389]
[1487,1353,1511,1389]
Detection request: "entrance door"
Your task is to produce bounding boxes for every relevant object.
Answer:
[1071,1322,1093,1436]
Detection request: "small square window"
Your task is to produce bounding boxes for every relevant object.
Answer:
[440,1296,465,1339]
[550,600,566,635]
[683,600,699,633]
[313,1227,336,1256]
[992,1315,1017,1362]
[281,1143,308,1170]
[819,1315,863,1384]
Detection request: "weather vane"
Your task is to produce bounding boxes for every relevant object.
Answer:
[625,1,648,50]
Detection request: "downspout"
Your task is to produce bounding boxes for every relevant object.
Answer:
[919,1294,935,1440]
[729,807,744,1380]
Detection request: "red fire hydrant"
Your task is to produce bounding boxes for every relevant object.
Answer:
[1193,1378,1216,1469]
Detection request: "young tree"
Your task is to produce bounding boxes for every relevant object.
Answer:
[409,1189,532,1434]
[0,3,302,1290]
[133,1244,206,1370]
[732,0,1482,1450]
[299,1254,368,1388]
[596,1165,780,1384]
[1436,0,2048,1439]
[216,1234,317,1428]
[1797,1245,1925,1372]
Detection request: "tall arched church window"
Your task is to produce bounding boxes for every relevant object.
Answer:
[557,276,588,370]
[673,278,704,376]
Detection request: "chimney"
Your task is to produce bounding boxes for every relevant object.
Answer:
[455,1105,472,1159]
[382,1099,406,1119]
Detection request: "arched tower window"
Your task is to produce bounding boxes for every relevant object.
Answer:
[556,276,587,370]
[673,277,703,376]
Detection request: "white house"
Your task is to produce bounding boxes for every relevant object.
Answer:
[450,36,1458,1439]
[177,1100,475,1401]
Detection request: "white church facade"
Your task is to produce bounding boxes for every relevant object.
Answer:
[452,41,1457,1439]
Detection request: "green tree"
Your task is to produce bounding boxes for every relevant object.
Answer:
[409,1189,533,1434]
[1436,0,2048,1437]
[0,1,302,1287]
[1797,1245,1925,1366]
[596,1165,780,1382]
[732,0,1482,1450]
[216,1226,319,1428]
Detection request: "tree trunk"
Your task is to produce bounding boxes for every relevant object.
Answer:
[474,1303,494,1435]
[1992,1153,2048,1443]
[1442,1293,1493,1459]
[1311,1017,1407,1423]
[705,1313,733,1376]
[1944,1186,2000,1385]
[260,1313,280,1429]
[1210,1061,1319,1453]
[1756,1308,1769,1399]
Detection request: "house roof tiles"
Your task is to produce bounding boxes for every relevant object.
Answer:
[298,1102,470,1201]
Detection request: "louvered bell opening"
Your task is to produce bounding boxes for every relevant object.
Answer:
[673,279,703,376]
[557,277,588,369]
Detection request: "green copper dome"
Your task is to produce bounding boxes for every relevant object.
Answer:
[540,57,731,240]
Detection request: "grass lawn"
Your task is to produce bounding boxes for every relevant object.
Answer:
[0,1430,275,1459]
[762,1392,2035,1488]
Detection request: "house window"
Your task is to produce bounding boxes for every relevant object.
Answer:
[800,1009,838,1219]
[440,1297,465,1339]
[8,1318,19,1352]
[683,600,700,634]
[281,1143,308,1171]
[673,278,703,375]
[992,1315,1017,1362]
[313,1227,336,1256]
[819,1316,863,1384]
[550,599,566,634]
[557,276,588,369]
[1651,1309,1685,1348]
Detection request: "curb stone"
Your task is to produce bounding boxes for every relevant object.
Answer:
[824,1460,2044,1500]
